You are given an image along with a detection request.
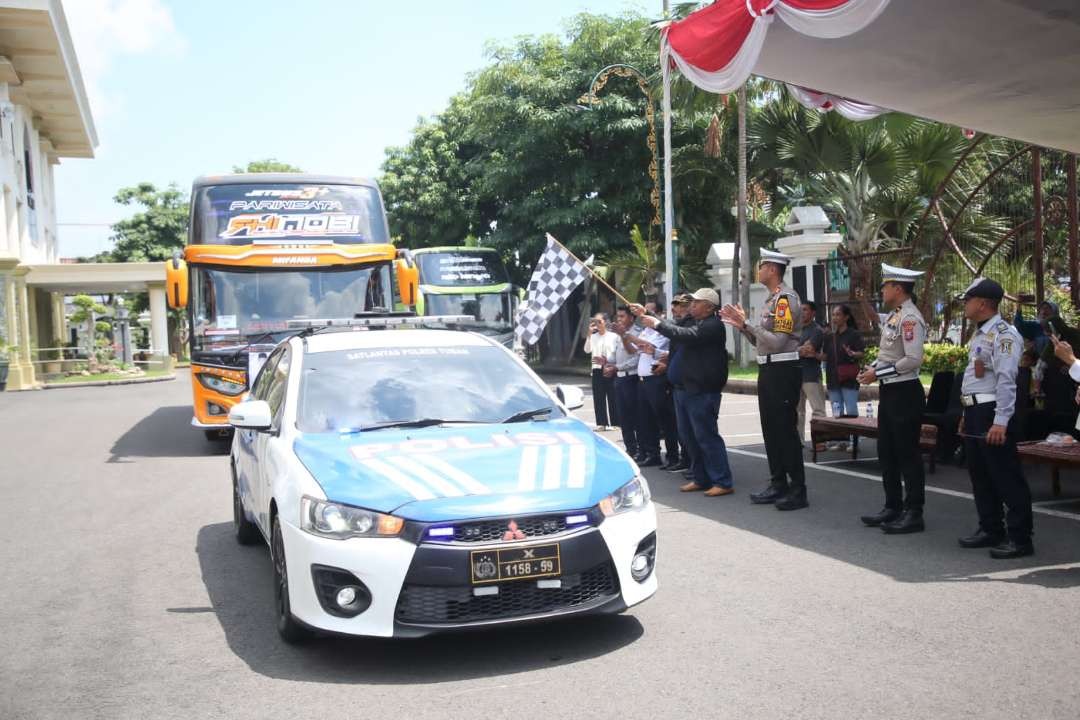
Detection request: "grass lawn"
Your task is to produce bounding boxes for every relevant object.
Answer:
[48,369,173,385]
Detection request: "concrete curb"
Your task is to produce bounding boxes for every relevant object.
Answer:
[43,374,176,390]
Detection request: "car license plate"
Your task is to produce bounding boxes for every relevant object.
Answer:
[470,543,561,585]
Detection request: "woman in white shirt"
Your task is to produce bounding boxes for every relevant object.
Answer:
[584,313,619,430]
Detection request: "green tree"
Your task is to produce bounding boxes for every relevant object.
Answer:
[99,182,189,263]
[232,159,302,173]
[69,294,108,373]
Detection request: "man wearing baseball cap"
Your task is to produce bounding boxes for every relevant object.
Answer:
[632,288,734,496]
[956,277,1033,558]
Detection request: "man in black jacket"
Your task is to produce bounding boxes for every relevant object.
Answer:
[631,288,734,496]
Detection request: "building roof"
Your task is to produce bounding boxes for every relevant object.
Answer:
[0,0,96,158]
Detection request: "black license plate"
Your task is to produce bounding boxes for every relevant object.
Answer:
[470,543,561,585]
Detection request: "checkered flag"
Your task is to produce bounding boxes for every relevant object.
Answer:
[515,234,592,347]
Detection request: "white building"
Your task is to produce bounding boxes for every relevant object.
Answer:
[0,1,171,391]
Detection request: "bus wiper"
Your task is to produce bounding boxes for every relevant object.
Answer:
[501,407,554,424]
[228,332,281,364]
[353,418,483,432]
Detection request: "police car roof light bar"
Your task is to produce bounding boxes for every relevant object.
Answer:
[286,315,477,331]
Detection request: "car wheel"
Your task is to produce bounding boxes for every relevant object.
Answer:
[204,429,231,443]
[271,516,313,644]
[232,471,260,546]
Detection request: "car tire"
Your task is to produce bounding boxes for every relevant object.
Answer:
[271,516,313,644]
[232,471,260,546]
[205,429,231,443]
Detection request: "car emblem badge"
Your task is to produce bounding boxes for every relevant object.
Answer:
[502,520,527,541]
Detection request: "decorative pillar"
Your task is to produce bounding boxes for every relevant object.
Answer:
[6,265,36,389]
[147,282,171,370]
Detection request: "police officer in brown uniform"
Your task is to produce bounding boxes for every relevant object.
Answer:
[857,264,928,533]
[721,249,808,510]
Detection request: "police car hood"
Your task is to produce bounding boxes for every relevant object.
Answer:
[293,418,636,522]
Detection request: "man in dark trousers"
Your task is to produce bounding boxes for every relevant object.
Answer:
[720,249,808,510]
[610,306,641,461]
[857,264,928,533]
[631,289,734,496]
[956,278,1033,558]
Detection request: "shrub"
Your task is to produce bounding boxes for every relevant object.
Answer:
[862,342,967,375]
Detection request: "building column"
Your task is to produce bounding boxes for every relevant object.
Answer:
[147,282,171,370]
[5,266,36,389]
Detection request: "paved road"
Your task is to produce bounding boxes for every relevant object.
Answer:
[1,371,1079,720]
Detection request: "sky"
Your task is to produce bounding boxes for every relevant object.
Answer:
[55,0,656,258]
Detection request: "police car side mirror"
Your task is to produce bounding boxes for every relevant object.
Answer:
[229,399,273,431]
[555,384,585,411]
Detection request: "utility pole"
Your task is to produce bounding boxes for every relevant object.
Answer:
[737,82,751,366]
[661,0,675,316]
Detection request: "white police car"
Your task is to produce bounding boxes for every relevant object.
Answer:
[228,322,657,641]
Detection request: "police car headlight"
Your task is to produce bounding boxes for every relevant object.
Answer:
[300,496,404,539]
[599,477,650,517]
[196,372,247,397]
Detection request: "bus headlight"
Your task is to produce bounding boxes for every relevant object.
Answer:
[197,372,247,396]
[300,496,404,539]
[599,477,650,517]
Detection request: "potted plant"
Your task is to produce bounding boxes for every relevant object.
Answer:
[0,343,14,391]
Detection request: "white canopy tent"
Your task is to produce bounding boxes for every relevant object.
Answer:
[658,0,1080,308]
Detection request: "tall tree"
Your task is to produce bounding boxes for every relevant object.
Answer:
[100,182,189,263]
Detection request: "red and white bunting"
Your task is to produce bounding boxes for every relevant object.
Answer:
[784,83,886,121]
[662,0,892,96]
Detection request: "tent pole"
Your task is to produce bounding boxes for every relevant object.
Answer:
[1032,148,1044,304]
[662,45,675,317]
[1068,154,1078,307]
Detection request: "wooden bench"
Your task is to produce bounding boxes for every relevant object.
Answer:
[1016,441,1080,496]
[810,416,939,473]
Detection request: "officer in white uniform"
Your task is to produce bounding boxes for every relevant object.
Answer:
[857,264,928,534]
[955,278,1034,559]
[721,248,807,510]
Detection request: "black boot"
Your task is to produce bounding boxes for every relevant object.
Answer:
[860,507,901,527]
[881,508,925,534]
[989,539,1034,559]
[750,484,788,505]
[775,488,809,511]
[958,529,1004,548]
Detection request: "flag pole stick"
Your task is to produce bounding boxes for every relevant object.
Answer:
[544,233,634,307]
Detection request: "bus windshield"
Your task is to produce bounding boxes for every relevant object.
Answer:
[191,264,392,354]
[424,292,511,331]
[191,183,389,245]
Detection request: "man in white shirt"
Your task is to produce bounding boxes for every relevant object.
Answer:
[583,313,619,430]
[632,311,680,468]
[610,307,641,457]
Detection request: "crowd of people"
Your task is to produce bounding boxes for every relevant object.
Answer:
[581,249,1080,559]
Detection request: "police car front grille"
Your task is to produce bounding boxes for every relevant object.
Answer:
[451,515,570,543]
[394,562,618,625]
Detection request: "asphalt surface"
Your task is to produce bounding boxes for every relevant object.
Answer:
[1,370,1079,720]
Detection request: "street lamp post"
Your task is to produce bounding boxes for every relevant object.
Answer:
[580,63,667,304]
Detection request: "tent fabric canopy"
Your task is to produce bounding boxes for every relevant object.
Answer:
[784,84,885,121]
[663,0,1080,153]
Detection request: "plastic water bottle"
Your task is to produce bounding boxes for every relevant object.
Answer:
[866,402,874,419]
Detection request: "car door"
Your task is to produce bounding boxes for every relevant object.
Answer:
[235,347,283,528]
[253,344,292,533]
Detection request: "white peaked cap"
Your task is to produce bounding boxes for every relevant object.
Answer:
[759,248,792,267]
[881,263,925,283]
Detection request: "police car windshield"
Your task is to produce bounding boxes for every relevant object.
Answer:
[296,345,563,433]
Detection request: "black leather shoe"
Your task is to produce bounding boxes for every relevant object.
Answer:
[775,490,809,511]
[637,455,662,467]
[958,529,1005,549]
[881,509,925,534]
[663,460,690,472]
[632,452,647,462]
[989,539,1034,559]
[860,507,901,527]
[750,485,788,505]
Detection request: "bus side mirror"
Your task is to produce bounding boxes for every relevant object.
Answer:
[165,253,188,310]
[395,254,419,307]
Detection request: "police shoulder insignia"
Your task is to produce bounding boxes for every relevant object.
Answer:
[773,297,794,334]
[902,318,916,342]
[995,321,1010,333]
[998,337,1015,355]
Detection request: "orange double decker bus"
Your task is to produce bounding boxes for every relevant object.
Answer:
[166,174,417,441]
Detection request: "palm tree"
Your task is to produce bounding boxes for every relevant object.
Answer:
[598,224,708,303]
